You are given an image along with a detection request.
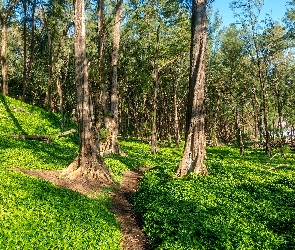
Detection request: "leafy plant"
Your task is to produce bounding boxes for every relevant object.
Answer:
[133,146,295,249]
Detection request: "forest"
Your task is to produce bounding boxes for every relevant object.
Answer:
[0,0,295,249]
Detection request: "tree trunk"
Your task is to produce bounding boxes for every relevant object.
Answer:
[235,105,244,156]
[63,0,112,182]
[150,24,160,154]
[22,2,27,100]
[176,0,208,177]
[22,0,36,101]
[0,0,21,95]
[171,68,181,147]
[103,0,124,156]
[1,20,8,95]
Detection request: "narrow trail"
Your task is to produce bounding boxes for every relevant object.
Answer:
[110,167,152,250]
[16,167,152,250]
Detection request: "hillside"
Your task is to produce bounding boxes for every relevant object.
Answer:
[0,94,122,249]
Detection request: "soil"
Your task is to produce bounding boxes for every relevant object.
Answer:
[16,167,152,250]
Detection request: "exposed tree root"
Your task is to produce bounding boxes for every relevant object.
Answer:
[60,154,113,183]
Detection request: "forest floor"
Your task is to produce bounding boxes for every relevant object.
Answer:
[17,167,152,250]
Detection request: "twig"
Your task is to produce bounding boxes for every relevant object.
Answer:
[265,153,279,165]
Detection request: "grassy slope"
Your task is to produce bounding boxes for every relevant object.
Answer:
[2,94,295,249]
[0,94,122,249]
[133,145,295,249]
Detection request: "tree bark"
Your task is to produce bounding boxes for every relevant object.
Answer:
[0,0,21,95]
[235,105,244,156]
[63,0,112,182]
[176,0,208,177]
[102,0,124,156]
[1,20,8,95]
[150,24,160,154]
[22,0,36,101]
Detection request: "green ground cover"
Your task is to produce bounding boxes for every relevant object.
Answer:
[0,94,122,249]
[1,94,295,249]
[133,145,295,249]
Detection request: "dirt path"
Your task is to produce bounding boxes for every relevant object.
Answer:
[16,167,151,250]
[110,167,151,250]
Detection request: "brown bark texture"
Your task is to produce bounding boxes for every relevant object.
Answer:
[0,0,21,95]
[176,0,208,177]
[63,0,111,182]
[102,0,124,156]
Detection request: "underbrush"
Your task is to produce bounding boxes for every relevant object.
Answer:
[0,94,122,249]
[0,169,121,249]
[133,146,295,249]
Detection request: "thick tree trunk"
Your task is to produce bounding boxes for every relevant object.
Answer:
[63,0,111,182]
[176,0,208,177]
[103,0,124,156]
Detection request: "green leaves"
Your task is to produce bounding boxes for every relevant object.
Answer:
[0,170,122,249]
[133,146,295,249]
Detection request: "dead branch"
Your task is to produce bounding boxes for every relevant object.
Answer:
[267,164,291,171]
[265,153,279,165]
[6,134,52,143]
[56,129,76,138]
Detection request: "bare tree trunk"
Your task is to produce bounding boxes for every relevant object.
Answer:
[170,68,181,147]
[22,0,36,101]
[0,0,21,95]
[103,0,124,156]
[235,105,244,156]
[176,0,208,177]
[63,0,111,182]
[22,2,27,99]
[1,20,8,95]
[150,25,160,154]
[91,0,105,141]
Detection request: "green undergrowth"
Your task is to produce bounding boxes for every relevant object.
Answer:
[133,146,295,249]
[0,94,78,170]
[0,169,121,249]
[0,94,123,249]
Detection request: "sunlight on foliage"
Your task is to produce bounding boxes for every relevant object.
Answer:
[133,146,295,249]
[0,95,122,249]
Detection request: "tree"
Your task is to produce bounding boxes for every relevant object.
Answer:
[0,0,21,95]
[176,0,208,177]
[62,0,111,181]
[103,0,124,155]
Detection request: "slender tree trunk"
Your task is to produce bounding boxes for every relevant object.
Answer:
[42,5,53,110]
[22,2,27,99]
[173,82,180,147]
[1,20,8,95]
[235,105,244,156]
[150,24,160,154]
[22,0,36,101]
[63,0,111,182]
[0,0,21,95]
[103,0,124,155]
[176,0,208,177]
[171,68,181,147]
[92,0,105,140]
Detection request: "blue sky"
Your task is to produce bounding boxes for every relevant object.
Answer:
[213,0,289,27]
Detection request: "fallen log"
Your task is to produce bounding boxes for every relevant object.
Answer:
[6,134,52,144]
[56,129,77,138]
